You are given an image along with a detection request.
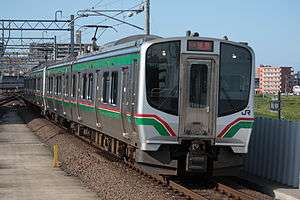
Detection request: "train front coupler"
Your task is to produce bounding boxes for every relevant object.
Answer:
[177,140,216,177]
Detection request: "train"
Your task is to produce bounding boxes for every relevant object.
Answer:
[23,33,255,176]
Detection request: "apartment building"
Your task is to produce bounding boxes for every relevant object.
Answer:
[256,65,294,94]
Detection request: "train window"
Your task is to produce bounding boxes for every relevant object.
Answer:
[102,72,110,103]
[189,64,208,108]
[35,78,38,91]
[110,71,118,105]
[65,75,69,96]
[33,78,37,91]
[87,73,94,100]
[47,77,50,94]
[39,78,42,91]
[72,74,76,98]
[36,78,38,91]
[38,78,41,91]
[58,76,62,95]
[122,68,130,105]
[218,43,252,116]
[50,77,54,94]
[82,74,87,99]
[146,41,181,115]
[55,76,58,95]
[49,77,51,93]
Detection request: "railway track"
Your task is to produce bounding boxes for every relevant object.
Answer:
[14,100,270,200]
[124,160,259,200]
[0,95,16,106]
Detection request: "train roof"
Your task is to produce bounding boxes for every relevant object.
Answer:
[30,34,160,73]
[29,34,253,74]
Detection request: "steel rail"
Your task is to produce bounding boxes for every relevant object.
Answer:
[216,182,256,200]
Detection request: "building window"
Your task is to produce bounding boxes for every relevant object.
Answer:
[102,72,110,103]
[110,71,118,105]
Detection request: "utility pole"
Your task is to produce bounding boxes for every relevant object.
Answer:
[70,15,75,56]
[145,0,150,35]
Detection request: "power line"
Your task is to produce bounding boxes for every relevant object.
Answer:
[55,1,144,44]
[93,0,105,8]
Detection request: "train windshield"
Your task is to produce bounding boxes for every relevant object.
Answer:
[218,43,252,116]
[146,41,181,115]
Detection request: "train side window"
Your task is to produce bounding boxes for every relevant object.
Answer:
[55,76,59,95]
[40,78,42,91]
[51,77,54,94]
[110,71,118,105]
[102,72,110,103]
[38,78,41,92]
[47,77,50,94]
[65,75,69,96]
[82,74,87,99]
[36,78,38,92]
[49,77,51,94]
[88,73,94,100]
[33,78,36,92]
[72,74,76,98]
[58,76,62,95]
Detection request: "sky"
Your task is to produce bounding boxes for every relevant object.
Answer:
[1,0,300,71]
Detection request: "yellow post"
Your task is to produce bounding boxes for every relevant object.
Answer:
[52,144,60,168]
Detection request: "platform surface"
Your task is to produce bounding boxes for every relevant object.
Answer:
[0,110,98,200]
[241,172,300,200]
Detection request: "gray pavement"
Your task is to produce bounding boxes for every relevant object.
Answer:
[241,172,300,200]
[0,110,98,200]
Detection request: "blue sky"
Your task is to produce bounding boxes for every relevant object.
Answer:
[1,0,299,71]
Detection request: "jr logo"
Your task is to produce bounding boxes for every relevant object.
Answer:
[241,110,251,116]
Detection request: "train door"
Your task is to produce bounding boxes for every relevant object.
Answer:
[76,72,82,121]
[70,73,77,122]
[42,67,47,113]
[95,70,103,128]
[120,59,138,143]
[61,74,66,116]
[120,67,131,138]
[179,58,217,139]
[64,73,72,119]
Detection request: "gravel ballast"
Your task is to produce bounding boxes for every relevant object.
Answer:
[19,110,179,200]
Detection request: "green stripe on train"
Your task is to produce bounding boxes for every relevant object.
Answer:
[223,121,254,138]
[47,53,140,74]
[135,117,169,137]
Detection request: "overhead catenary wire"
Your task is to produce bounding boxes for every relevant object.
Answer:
[80,1,144,41]
[50,1,144,44]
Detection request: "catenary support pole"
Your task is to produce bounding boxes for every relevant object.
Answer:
[54,36,57,60]
[145,0,150,35]
[70,15,75,56]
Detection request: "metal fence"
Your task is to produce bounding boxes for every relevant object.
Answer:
[244,117,300,188]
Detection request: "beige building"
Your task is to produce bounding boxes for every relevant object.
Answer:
[256,65,294,94]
